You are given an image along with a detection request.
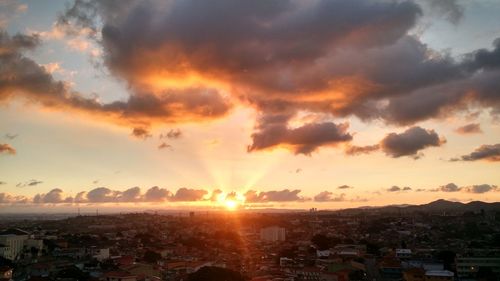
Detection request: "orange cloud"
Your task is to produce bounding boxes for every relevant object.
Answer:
[0,143,16,155]
[2,0,500,156]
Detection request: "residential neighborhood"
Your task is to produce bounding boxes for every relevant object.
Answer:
[0,200,499,281]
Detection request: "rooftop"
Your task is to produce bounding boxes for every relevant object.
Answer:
[426,270,454,277]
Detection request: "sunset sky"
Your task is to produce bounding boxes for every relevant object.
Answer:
[1,0,499,212]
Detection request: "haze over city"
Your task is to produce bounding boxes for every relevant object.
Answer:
[1,0,500,213]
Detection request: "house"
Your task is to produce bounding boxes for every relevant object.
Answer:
[403,267,425,281]
[424,270,453,281]
[379,258,402,281]
[396,249,412,259]
[89,247,110,261]
[103,271,137,281]
[122,263,160,281]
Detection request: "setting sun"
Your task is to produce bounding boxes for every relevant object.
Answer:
[224,199,238,211]
[1,1,499,280]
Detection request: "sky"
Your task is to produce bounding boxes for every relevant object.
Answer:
[0,0,499,212]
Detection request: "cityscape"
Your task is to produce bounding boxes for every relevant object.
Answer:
[1,200,500,280]
[1,0,500,280]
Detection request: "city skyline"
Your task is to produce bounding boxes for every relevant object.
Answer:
[1,0,500,211]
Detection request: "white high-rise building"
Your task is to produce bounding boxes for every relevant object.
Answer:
[260,226,285,242]
[0,229,30,260]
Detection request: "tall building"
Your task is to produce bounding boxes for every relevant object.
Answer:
[260,226,285,242]
[0,229,30,260]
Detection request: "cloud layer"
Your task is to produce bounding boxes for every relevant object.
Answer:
[0,181,498,206]
[0,0,499,156]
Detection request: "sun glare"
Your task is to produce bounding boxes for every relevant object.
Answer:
[224,199,238,210]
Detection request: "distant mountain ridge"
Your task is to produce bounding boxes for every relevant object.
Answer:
[337,199,500,214]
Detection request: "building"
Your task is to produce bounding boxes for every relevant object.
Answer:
[88,247,110,261]
[0,229,30,260]
[424,270,453,281]
[396,249,412,259]
[456,255,500,280]
[260,226,285,242]
[403,268,425,281]
[403,268,453,281]
[379,258,402,281]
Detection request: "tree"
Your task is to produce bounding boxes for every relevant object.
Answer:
[143,250,161,264]
[279,247,297,258]
[30,246,39,257]
[464,222,480,239]
[349,270,366,281]
[477,267,496,281]
[436,250,455,271]
[311,234,330,251]
[57,266,90,281]
[365,242,380,256]
[187,266,246,281]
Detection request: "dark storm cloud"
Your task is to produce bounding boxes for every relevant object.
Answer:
[62,0,421,85]
[451,143,500,162]
[344,144,380,156]
[244,189,305,203]
[382,40,500,125]
[463,38,500,71]
[169,187,208,202]
[380,127,445,158]
[424,0,464,25]
[0,30,231,131]
[55,0,432,153]
[0,31,39,54]
[455,123,482,135]
[1,0,499,155]
[248,114,352,155]
[313,191,345,202]
[0,143,16,155]
[464,184,498,194]
[338,185,353,189]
